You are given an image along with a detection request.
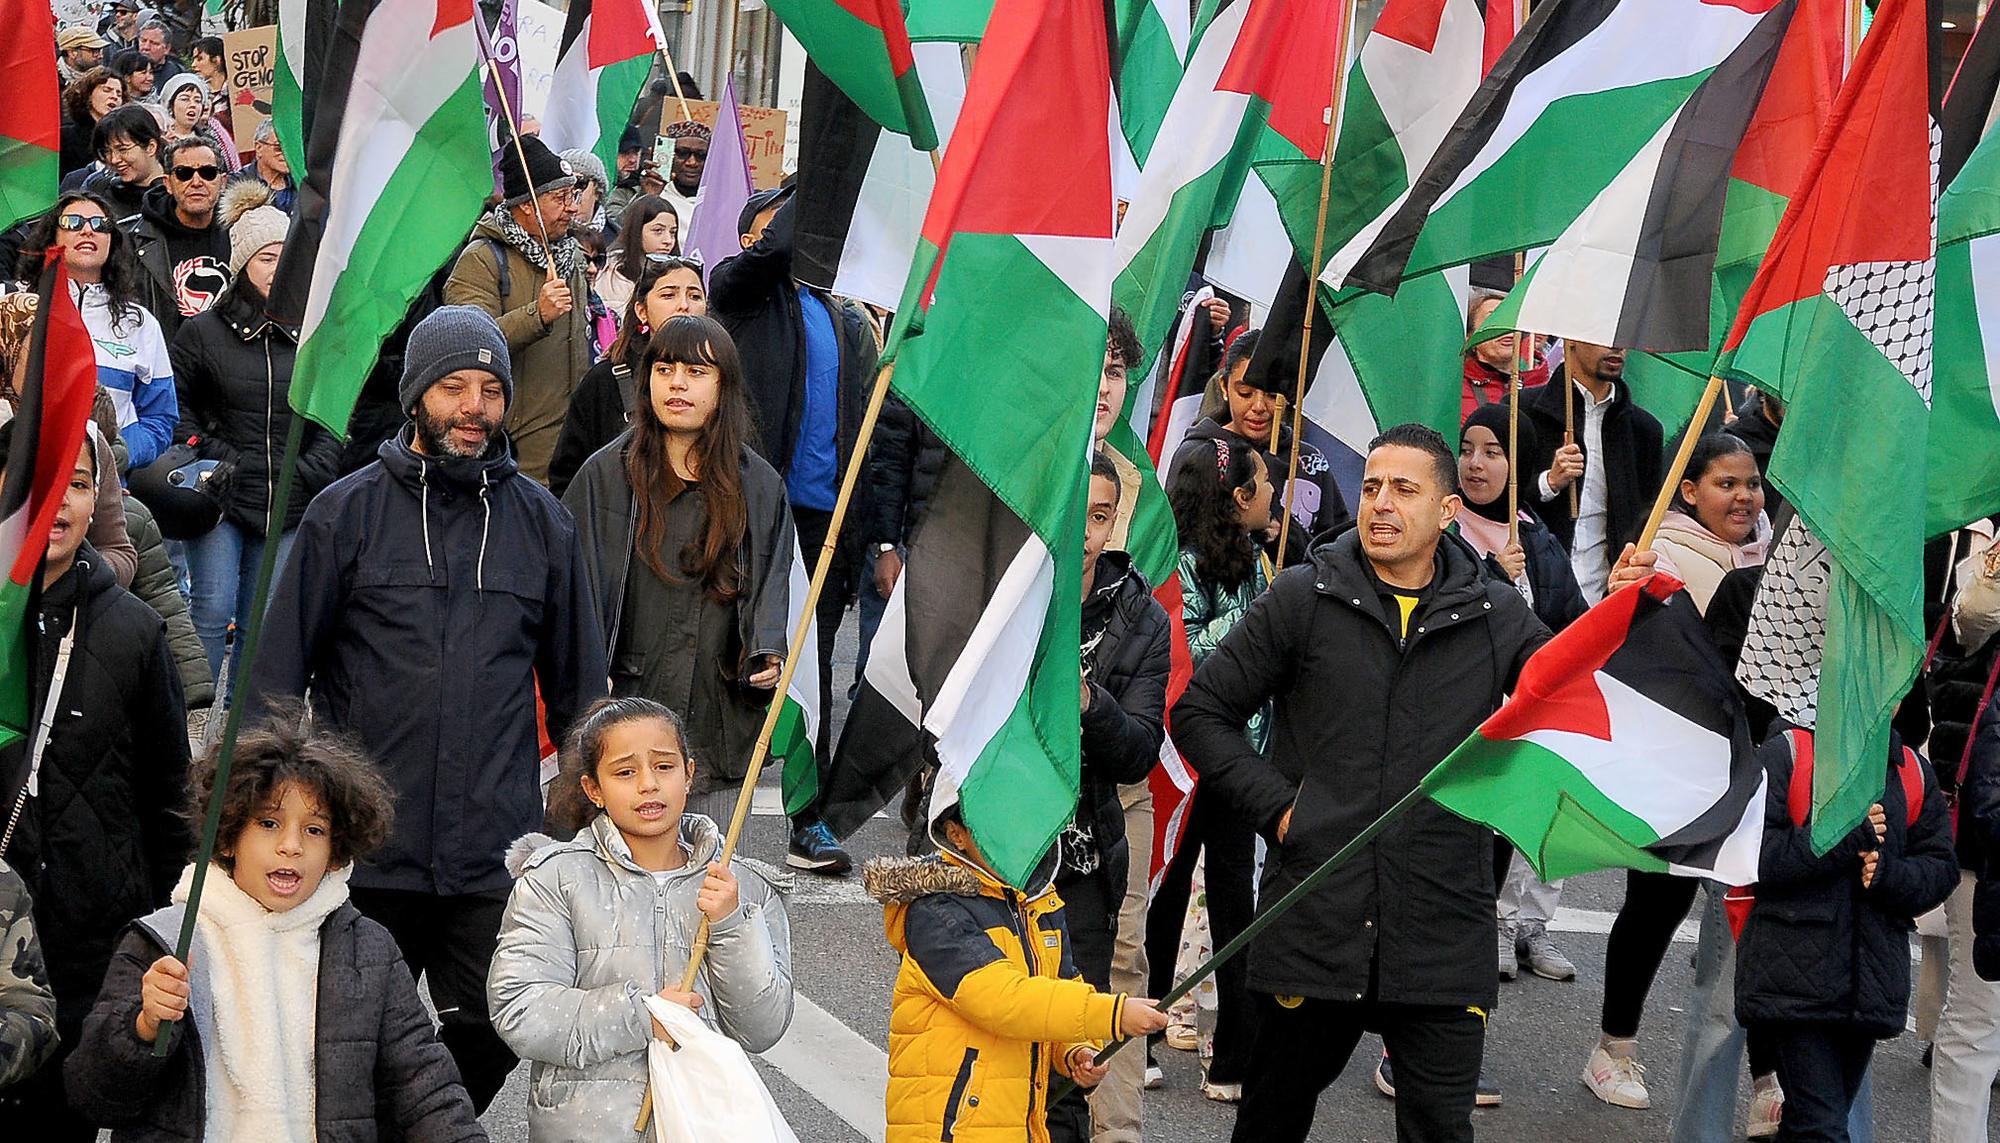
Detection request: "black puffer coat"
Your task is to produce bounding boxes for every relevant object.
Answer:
[65,900,486,1141]
[246,428,609,896]
[2,547,189,1036]
[1736,727,1957,1037]
[1171,530,1548,1007]
[1065,552,1170,893]
[861,393,948,549]
[169,284,343,535]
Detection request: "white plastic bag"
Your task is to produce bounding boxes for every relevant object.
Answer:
[643,995,800,1143]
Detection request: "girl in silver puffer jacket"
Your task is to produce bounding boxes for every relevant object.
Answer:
[487,697,793,1142]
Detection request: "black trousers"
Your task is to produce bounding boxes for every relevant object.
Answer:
[3,1035,96,1142]
[350,885,517,1113]
[1600,869,1701,1038]
[1046,865,1119,1143]
[789,505,855,827]
[1145,779,1259,1081]
[1232,992,1485,1143]
[1766,1025,1874,1142]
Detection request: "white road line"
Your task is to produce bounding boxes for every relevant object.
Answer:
[1549,906,1699,943]
[750,786,887,819]
[760,993,889,1143]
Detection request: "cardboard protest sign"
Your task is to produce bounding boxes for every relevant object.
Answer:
[660,100,791,189]
[223,24,277,155]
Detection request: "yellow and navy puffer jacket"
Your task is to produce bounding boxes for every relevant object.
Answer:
[866,852,1124,1143]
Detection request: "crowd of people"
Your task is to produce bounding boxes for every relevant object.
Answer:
[2,12,2000,1143]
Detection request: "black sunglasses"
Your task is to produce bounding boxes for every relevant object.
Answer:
[56,213,111,234]
[172,164,222,182]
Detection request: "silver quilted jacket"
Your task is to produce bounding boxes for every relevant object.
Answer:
[487,813,793,1142]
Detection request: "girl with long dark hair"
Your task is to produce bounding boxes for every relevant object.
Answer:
[595,195,680,321]
[562,315,796,824]
[1146,435,1273,1102]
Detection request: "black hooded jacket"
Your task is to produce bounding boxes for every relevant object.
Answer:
[246,428,608,896]
[861,393,949,550]
[1171,530,1548,1007]
[1516,367,1664,561]
[169,284,343,534]
[124,182,230,339]
[1,546,189,1036]
[1064,552,1170,893]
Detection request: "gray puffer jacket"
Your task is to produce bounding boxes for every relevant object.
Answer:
[487,813,793,1142]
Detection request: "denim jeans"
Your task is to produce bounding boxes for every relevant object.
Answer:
[1671,884,1874,1142]
[184,520,295,699]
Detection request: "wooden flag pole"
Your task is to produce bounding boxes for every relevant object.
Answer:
[634,349,906,1131]
[1635,373,1725,553]
[1564,354,1577,518]
[1507,252,1523,547]
[1274,0,1357,573]
[472,14,558,277]
[659,40,696,125]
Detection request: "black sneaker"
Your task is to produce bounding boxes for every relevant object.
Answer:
[1374,1053,1396,1098]
[1477,1069,1502,1107]
[787,821,853,875]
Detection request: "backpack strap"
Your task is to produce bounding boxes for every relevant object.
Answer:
[1785,727,1815,828]
[484,237,512,303]
[1899,746,1926,829]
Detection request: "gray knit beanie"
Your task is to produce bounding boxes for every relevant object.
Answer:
[399,305,513,414]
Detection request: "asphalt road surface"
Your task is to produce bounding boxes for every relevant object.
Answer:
[469,622,1999,1142]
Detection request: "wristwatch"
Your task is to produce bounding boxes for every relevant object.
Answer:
[876,543,897,555]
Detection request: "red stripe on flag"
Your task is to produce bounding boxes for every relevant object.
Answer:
[433,0,476,39]
[1729,0,1844,195]
[1482,0,1516,76]
[917,0,1111,252]
[1,0,59,150]
[1149,573,1197,887]
[7,253,98,588]
[1374,0,1450,54]
[1477,576,1688,744]
[828,0,919,75]
[1723,0,1935,346]
[586,0,655,70]
[1217,0,1346,158]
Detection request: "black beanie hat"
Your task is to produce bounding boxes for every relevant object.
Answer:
[502,133,579,206]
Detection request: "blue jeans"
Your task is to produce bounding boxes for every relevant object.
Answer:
[184,520,295,700]
[1671,884,1874,1142]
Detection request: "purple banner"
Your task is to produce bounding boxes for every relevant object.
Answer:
[475,0,522,194]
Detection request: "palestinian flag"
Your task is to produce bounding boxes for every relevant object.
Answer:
[269,0,492,437]
[1716,0,1939,853]
[1617,0,1846,429]
[1327,0,1794,355]
[791,49,967,307]
[273,0,341,179]
[1111,0,1271,379]
[543,0,667,176]
[773,537,823,814]
[768,0,937,151]
[833,0,1114,886]
[1425,576,1766,883]
[0,253,98,750]
[1113,0,1194,166]
[1928,7,2000,536]
[0,0,57,234]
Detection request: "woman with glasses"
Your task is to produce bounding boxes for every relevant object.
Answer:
[14,194,179,474]
[595,195,680,322]
[547,256,706,497]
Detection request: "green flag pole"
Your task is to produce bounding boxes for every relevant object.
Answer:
[153,413,308,1057]
[1050,780,1432,1100]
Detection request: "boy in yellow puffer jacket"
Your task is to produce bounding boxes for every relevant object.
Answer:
[865,808,1168,1143]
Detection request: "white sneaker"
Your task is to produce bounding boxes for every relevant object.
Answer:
[1201,1080,1243,1103]
[1143,1064,1163,1090]
[1582,1043,1650,1109]
[1747,1076,1783,1138]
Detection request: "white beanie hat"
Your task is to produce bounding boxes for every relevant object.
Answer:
[228,205,289,278]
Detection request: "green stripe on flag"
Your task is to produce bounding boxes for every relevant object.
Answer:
[0,578,31,748]
[1425,736,1670,882]
[292,74,492,436]
[1114,0,1185,165]
[0,137,56,235]
[906,0,993,42]
[592,53,653,177]
[774,700,817,815]
[770,0,937,149]
[1327,274,1465,441]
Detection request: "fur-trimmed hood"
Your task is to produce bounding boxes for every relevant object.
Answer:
[863,855,983,905]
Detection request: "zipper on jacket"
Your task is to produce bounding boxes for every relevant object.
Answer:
[1005,889,1042,1124]
[264,338,275,522]
[940,1046,979,1141]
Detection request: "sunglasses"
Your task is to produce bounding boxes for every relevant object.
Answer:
[646,253,704,270]
[56,214,111,234]
[172,164,222,182]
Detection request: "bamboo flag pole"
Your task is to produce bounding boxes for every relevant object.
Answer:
[155,416,310,1057]
[632,208,937,1121]
[1274,0,1357,573]
[1634,373,1726,553]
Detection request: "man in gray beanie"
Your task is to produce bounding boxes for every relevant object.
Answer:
[443,131,592,485]
[247,303,607,1111]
